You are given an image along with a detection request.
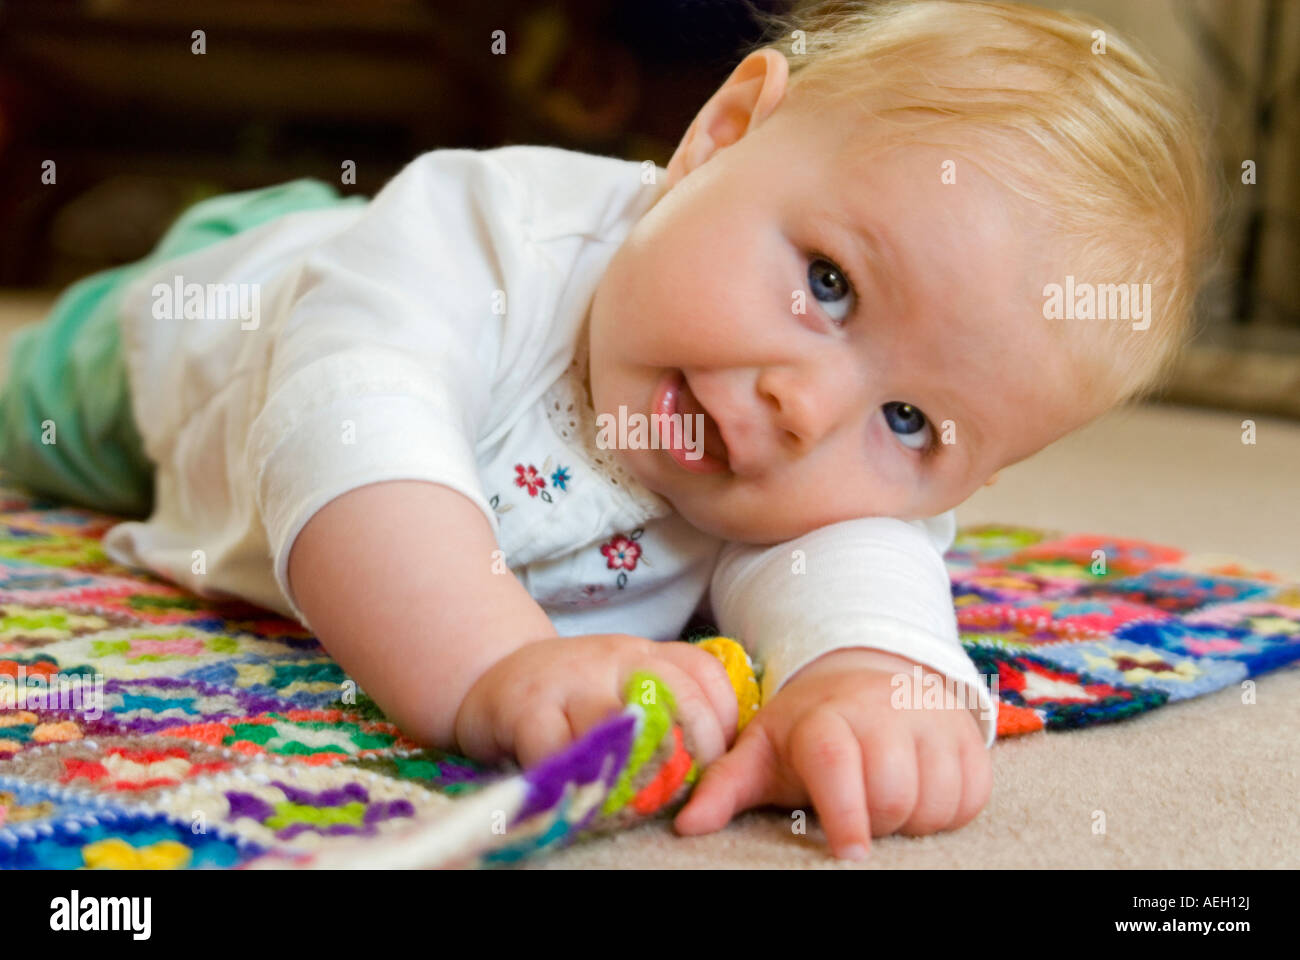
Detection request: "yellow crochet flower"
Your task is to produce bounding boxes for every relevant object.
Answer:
[695,636,760,733]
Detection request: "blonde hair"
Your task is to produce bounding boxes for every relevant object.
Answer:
[749,0,1213,408]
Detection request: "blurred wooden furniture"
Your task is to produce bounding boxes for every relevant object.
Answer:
[0,0,758,286]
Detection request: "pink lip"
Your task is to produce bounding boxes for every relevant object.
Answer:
[653,371,729,474]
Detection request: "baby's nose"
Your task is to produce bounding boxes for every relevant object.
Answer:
[756,362,859,452]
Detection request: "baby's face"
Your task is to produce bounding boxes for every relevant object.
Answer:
[588,86,1093,544]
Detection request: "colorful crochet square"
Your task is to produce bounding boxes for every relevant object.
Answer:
[0,483,1297,868]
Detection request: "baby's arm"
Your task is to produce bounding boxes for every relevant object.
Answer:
[287,479,737,762]
[709,513,997,744]
[676,514,995,855]
[287,479,556,750]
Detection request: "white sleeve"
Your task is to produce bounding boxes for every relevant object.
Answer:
[709,510,998,748]
[246,151,518,625]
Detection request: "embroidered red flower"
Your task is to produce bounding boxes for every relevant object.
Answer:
[601,534,642,572]
[514,464,546,497]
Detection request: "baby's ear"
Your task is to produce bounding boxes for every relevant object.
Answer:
[664,48,789,187]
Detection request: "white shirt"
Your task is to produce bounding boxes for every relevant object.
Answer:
[103,146,997,747]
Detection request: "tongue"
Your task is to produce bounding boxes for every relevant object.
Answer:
[676,378,728,464]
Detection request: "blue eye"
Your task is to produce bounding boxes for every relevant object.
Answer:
[807,258,854,323]
[882,402,931,451]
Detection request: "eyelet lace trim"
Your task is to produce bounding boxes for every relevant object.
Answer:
[542,338,668,520]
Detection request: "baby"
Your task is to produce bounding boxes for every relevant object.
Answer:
[0,0,1208,860]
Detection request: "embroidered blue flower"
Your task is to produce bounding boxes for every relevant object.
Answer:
[550,466,571,491]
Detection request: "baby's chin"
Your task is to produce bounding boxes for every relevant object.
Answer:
[618,449,971,543]
[660,486,825,545]
[668,481,976,545]
[675,502,791,545]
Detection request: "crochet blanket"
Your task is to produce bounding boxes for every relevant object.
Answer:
[1,482,1298,869]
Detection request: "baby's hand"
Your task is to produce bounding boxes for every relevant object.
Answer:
[454,634,739,770]
[674,648,992,859]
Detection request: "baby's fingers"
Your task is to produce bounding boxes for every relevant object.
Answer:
[861,727,919,837]
[898,735,963,836]
[675,726,774,836]
[516,690,632,768]
[952,737,994,830]
[654,641,740,748]
[636,661,728,767]
[513,707,576,769]
[788,711,871,860]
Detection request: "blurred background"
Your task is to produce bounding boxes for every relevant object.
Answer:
[0,0,1297,417]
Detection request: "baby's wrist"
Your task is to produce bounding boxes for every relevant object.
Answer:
[449,632,558,751]
[788,646,926,686]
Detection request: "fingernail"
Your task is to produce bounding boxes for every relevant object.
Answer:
[838,844,869,861]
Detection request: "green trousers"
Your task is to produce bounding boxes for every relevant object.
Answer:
[0,179,365,516]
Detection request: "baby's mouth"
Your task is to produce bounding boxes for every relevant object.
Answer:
[655,371,730,473]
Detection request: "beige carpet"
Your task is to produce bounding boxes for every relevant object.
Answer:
[3,295,1298,868]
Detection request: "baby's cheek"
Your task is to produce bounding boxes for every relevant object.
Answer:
[811,429,915,520]
[863,416,916,486]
